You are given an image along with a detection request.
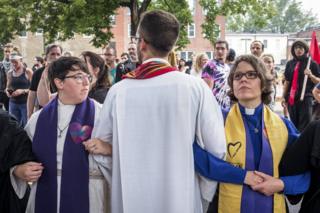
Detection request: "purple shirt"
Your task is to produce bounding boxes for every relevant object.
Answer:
[202,59,230,109]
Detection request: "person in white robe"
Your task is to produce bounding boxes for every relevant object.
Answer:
[10,57,111,213]
[92,10,226,213]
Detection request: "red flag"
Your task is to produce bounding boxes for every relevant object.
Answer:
[309,31,320,64]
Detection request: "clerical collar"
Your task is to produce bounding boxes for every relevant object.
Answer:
[239,103,263,116]
[143,58,170,65]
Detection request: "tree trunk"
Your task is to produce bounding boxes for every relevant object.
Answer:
[129,0,151,39]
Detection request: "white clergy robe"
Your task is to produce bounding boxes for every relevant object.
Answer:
[93,70,226,213]
[10,100,110,213]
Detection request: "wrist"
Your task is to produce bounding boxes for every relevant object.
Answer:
[277,178,285,194]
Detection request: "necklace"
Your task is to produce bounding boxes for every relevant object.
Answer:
[244,116,261,134]
[57,124,69,138]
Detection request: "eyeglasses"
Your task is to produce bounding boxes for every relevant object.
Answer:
[233,71,259,81]
[294,45,304,50]
[64,74,93,84]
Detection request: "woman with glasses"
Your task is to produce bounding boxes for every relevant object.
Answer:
[194,55,310,213]
[11,57,111,213]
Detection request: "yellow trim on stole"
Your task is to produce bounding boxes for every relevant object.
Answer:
[218,104,288,213]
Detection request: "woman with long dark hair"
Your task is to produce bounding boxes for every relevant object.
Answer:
[82,51,111,104]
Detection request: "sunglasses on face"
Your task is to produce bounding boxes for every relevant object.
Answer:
[233,71,259,81]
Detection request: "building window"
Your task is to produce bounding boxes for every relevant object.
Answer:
[206,51,214,60]
[128,24,131,37]
[19,30,27,38]
[110,15,116,25]
[188,0,195,15]
[180,51,193,61]
[276,39,280,49]
[263,40,268,49]
[127,8,131,16]
[188,23,195,38]
[35,28,43,36]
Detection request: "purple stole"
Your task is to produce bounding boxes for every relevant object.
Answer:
[241,109,273,213]
[32,97,95,213]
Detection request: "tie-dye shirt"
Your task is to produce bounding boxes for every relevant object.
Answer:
[202,59,230,109]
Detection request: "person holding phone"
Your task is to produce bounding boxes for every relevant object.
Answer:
[6,52,32,127]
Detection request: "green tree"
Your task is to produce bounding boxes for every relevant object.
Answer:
[2,0,193,49]
[0,0,31,45]
[200,0,275,44]
[227,0,318,33]
[0,0,277,48]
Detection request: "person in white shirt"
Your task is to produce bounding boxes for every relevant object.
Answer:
[91,10,226,213]
[11,56,111,213]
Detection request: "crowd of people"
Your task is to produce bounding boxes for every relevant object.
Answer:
[2,9,320,213]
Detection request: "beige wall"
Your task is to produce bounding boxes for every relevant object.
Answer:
[12,33,101,67]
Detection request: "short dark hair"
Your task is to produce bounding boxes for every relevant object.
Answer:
[35,56,44,64]
[214,40,229,50]
[139,10,180,56]
[81,51,111,88]
[226,48,236,62]
[103,46,116,56]
[45,44,63,56]
[291,40,309,58]
[227,54,272,105]
[48,56,89,91]
[250,40,264,51]
[121,52,130,58]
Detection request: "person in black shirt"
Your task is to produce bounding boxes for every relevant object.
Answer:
[281,40,320,132]
[27,44,62,118]
[0,109,36,213]
[114,42,138,83]
[0,44,13,110]
[82,51,111,103]
[280,120,320,213]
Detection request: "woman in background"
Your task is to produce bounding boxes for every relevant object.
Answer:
[82,51,111,104]
[190,53,208,78]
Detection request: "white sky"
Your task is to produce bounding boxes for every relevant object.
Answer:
[300,0,320,21]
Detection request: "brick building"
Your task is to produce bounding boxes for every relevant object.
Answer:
[11,1,225,66]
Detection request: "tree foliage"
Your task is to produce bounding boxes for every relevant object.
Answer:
[0,0,278,48]
[227,0,318,33]
[201,0,276,41]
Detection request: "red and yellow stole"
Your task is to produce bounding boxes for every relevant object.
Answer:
[123,61,177,79]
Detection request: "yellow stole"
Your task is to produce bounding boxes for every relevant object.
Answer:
[218,104,288,213]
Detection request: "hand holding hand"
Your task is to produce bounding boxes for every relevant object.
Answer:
[244,171,264,187]
[83,138,112,156]
[251,171,284,196]
[13,162,44,182]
